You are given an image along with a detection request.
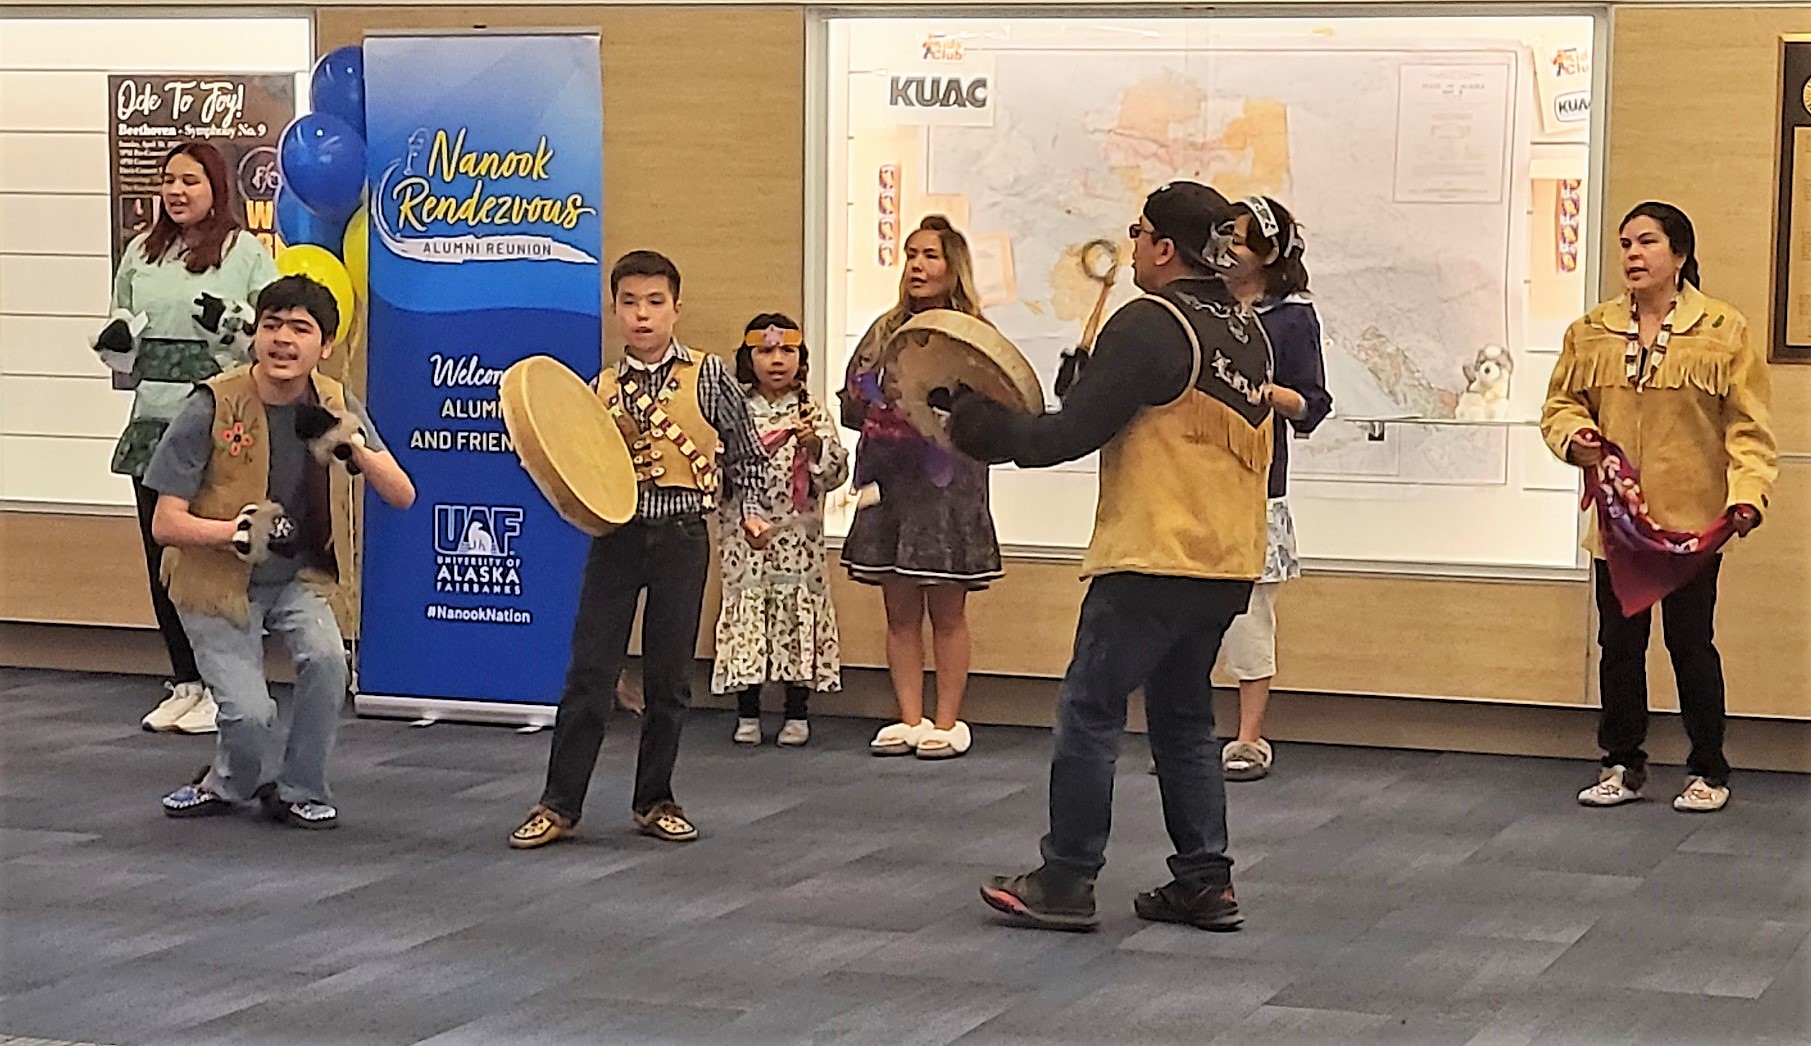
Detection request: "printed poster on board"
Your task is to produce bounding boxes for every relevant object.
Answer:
[107,74,294,264]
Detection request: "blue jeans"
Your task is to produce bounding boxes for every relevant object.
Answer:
[1041,572,1251,887]
[179,581,347,805]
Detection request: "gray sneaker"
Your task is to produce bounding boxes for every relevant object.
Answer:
[776,719,810,747]
[266,796,338,829]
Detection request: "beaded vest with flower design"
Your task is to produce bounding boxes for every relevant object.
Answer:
[160,366,348,628]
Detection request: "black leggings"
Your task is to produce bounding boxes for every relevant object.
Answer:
[132,480,201,684]
[738,684,810,720]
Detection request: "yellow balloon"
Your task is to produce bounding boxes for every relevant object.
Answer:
[275,244,354,342]
[341,206,369,299]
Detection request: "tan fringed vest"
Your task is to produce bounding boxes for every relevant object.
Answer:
[596,353,721,495]
[1082,296,1275,582]
[160,367,353,629]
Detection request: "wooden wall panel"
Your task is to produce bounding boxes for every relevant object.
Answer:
[826,566,1591,705]
[1605,6,1811,454]
[1606,7,1811,719]
[0,511,152,628]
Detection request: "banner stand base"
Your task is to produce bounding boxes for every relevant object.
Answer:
[355,693,556,729]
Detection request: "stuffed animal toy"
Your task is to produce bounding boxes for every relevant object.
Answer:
[192,293,257,357]
[295,404,367,475]
[231,501,301,565]
[88,308,148,376]
[1455,344,1514,421]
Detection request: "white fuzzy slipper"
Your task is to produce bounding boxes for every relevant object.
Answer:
[916,722,972,760]
[870,720,932,756]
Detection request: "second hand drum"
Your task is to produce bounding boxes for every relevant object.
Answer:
[499,355,638,536]
[880,309,1045,446]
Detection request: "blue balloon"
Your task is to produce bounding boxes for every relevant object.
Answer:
[311,45,366,136]
[274,186,343,250]
[278,111,365,226]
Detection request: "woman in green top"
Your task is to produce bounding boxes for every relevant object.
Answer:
[94,141,278,734]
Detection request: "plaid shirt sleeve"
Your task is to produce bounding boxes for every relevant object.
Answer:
[699,355,771,520]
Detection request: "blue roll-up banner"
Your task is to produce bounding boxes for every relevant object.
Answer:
[355,33,602,723]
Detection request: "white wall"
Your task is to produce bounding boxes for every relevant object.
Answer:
[0,15,312,508]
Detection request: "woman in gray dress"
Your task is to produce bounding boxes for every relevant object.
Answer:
[839,216,1002,760]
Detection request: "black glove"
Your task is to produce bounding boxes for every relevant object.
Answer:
[925,385,961,413]
[193,294,228,334]
[94,318,134,356]
[231,501,302,565]
[296,404,367,476]
[1054,346,1090,401]
[946,388,1015,465]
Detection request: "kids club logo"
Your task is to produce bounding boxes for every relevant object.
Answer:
[372,127,598,265]
[433,504,525,596]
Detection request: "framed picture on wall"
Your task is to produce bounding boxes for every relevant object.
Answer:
[1770,35,1811,364]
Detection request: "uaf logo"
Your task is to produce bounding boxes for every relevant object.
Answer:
[433,504,524,596]
[890,75,988,109]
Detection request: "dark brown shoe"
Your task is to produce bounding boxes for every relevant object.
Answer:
[1134,880,1242,931]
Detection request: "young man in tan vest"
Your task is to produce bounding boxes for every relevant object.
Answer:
[948,182,1275,932]
[510,250,771,849]
[146,275,416,829]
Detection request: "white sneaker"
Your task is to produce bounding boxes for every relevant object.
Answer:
[1673,776,1729,813]
[776,719,810,747]
[733,717,762,745]
[141,682,204,732]
[1578,764,1642,807]
[171,690,219,735]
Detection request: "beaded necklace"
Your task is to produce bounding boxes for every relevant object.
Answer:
[1624,296,1676,387]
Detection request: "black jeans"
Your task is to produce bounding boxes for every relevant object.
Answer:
[132,479,201,685]
[1595,556,1729,786]
[738,685,809,720]
[1042,572,1251,888]
[540,518,710,821]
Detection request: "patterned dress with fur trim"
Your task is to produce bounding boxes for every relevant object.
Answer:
[712,390,851,694]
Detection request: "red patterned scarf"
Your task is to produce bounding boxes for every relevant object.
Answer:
[759,422,814,514]
[1585,438,1732,617]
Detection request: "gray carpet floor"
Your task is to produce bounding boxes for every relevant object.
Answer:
[0,667,1806,1046]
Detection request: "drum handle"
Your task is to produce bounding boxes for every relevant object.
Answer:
[1080,279,1114,350]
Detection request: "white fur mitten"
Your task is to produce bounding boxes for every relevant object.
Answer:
[193,294,257,358]
[295,404,367,476]
[231,501,302,565]
[89,309,148,375]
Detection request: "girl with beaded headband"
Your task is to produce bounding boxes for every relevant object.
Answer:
[713,314,850,747]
